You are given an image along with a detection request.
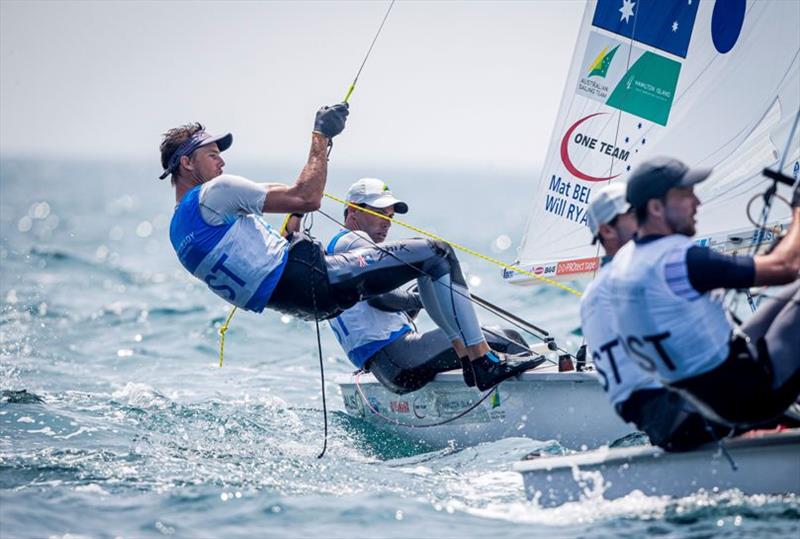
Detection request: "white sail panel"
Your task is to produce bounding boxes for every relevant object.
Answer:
[509,0,800,285]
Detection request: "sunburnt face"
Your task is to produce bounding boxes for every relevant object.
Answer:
[184,143,225,183]
[351,205,395,243]
[663,186,700,236]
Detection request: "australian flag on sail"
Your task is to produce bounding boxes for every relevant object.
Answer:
[592,0,700,58]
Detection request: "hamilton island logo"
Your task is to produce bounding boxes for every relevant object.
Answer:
[587,44,619,78]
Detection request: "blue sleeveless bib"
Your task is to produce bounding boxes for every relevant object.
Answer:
[169,186,288,312]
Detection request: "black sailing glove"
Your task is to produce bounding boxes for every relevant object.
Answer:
[314,102,349,139]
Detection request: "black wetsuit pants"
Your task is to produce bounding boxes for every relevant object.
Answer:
[672,280,800,426]
[268,237,486,346]
[619,388,735,452]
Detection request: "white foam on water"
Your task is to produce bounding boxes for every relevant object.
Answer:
[112,382,170,409]
[461,489,670,526]
[26,427,56,436]
[74,484,109,496]
[55,426,97,440]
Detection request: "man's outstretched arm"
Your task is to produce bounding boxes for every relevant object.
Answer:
[263,104,349,214]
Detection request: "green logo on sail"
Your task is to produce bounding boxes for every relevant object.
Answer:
[606,51,681,126]
[587,44,619,78]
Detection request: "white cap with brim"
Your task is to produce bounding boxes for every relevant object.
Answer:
[586,182,630,243]
[346,178,409,214]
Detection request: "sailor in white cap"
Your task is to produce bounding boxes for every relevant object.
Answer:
[323,179,539,393]
[581,182,736,450]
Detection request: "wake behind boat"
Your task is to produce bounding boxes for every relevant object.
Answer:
[514,429,800,508]
[338,363,631,450]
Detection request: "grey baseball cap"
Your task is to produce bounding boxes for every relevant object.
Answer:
[587,182,630,243]
[626,156,712,209]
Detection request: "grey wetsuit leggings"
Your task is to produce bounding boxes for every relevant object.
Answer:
[268,238,485,347]
[741,280,800,389]
[367,326,534,394]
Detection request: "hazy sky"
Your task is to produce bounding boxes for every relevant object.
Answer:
[1,1,584,170]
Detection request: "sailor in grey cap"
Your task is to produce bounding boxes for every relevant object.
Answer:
[581,182,736,451]
[604,156,800,427]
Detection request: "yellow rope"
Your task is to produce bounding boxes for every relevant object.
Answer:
[279,213,292,235]
[323,192,583,297]
[218,306,237,367]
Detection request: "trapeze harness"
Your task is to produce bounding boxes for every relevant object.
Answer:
[268,231,488,357]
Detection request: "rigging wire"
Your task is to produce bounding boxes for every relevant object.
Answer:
[749,108,800,258]
[218,1,398,457]
[309,1,395,457]
[343,0,396,104]
[737,108,800,313]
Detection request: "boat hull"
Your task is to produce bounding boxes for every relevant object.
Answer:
[338,370,631,450]
[514,430,800,507]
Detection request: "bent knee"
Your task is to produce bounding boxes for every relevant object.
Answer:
[427,239,455,260]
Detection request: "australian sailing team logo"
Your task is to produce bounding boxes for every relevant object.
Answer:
[587,44,619,78]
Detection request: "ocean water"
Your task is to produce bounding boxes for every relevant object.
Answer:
[1,157,797,538]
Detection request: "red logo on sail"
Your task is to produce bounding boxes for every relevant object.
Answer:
[560,113,622,183]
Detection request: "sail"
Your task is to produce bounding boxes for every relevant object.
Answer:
[508,0,800,285]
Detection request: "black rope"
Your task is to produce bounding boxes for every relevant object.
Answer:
[298,215,329,459]
[313,314,328,458]
[699,412,738,472]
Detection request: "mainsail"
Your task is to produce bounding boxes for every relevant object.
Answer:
[508,0,800,285]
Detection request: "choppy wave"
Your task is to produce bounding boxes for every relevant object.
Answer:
[1,159,797,538]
